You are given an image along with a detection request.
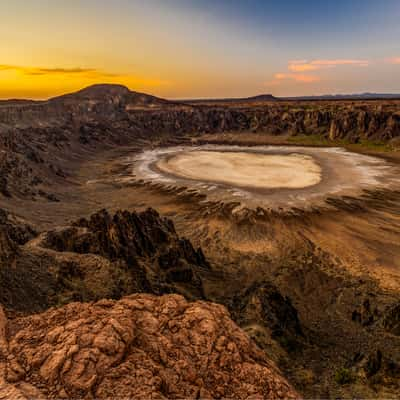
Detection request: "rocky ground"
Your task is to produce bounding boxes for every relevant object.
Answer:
[0,295,298,399]
[0,207,210,314]
[1,84,400,398]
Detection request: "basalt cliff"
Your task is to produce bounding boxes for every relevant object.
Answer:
[1,84,400,140]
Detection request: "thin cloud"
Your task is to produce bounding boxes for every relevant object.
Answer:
[26,67,99,76]
[0,64,171,87]
[288,60,308,65]
[271,58,370,85]
[311,59,369,66]
[288,59,369,72]
[288,64,320,72]
[0,64,117,77]
[273,73,320,83]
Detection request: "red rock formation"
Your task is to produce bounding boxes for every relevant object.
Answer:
[0,294,299,399]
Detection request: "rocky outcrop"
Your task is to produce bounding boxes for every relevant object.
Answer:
[40,208,208,300]
[231,281,303,352]
[351,298,380,327]
[0,209,36,245]
[382,302,400,336]
[70,208,206,266]
[0,294,299,399]
[0,211,36,312]
[0,84,182,128]
[0,229,17,266]
[0,230,55,314]
[0,208,208,313]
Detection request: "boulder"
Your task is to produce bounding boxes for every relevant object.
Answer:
[0,294,299,399]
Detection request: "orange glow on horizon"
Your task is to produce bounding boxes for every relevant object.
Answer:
[0,65,171,100]
[0,57,398,100]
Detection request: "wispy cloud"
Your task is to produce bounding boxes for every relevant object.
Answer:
[273,73,320,83]
[288,59,369,72]
[26,67,99,76]
[0,64,171,87]
[0,64,117,77]
[288,64,320,72]
[270,58,370,86]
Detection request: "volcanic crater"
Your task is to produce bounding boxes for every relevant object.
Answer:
[1,85,400,399]
[131,145,398,209]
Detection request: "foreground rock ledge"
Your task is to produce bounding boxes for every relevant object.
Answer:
[0,294,299,399]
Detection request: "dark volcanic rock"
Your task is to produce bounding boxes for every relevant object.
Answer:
[42,208,209,299]
[352,348,400,388]
[351,298,379,326]
[0,208,36,245]
[231,281,303,351]
[0,217,53,313]
[0,228,17,265]
[0,208,208,313]
[382,302,400,335]
[71,208,180,260]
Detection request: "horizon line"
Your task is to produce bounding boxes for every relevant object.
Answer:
[1,83,400,102]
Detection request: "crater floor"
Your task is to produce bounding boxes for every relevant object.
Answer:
[2,138,400,399]
[157,150,321,189]
[132,145,399,209]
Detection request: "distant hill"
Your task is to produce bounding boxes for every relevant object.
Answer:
[50,84,175,109]
[282,93,400,101]
[181,92,400,103]
[181,94,277,104]
[0,84,189,128]
[3,87,400,106]
[50,83,131,101]
[0,84,180,109]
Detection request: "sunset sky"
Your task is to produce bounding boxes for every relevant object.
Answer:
[1,0,400,99]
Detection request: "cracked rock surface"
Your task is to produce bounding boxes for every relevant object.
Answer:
[0,294,298,399]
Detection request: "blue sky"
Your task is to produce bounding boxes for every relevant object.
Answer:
[0,0,399,98]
